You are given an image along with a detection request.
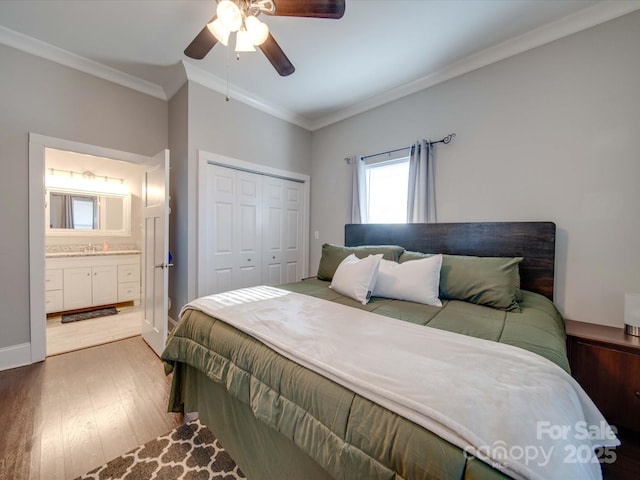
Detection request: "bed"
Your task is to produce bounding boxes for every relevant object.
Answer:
[162,222,617,480]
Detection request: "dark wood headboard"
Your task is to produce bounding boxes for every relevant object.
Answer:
[345,222,556,301]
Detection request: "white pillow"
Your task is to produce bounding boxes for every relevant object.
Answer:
[329,254,383,305]
[373,254,443,306]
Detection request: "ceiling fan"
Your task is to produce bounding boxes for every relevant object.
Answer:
[184,0,346,76]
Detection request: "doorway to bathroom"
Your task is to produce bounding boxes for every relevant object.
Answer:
[28,134,171,361]
[43,147,145,355]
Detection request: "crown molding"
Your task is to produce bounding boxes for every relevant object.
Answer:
[0,26,167,100]
[162,62,190,101]
[2,1,638,131]
[182,61,313,130]
[308,1,640,130]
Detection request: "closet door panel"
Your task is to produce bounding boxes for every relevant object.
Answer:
[201,161,306,295]
[234,171,262,289]
[203,166,235,296]
[283,181,304,283]
[213,268,233,294]
[263,177,285,286]
[261,177,303,285]
[265,263,283,286]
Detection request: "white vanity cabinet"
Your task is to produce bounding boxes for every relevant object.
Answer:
[92,265,119,305]
[45,253,140,314]
[62,267,93,310]
[44,269,64,313]
[117,264,141,302]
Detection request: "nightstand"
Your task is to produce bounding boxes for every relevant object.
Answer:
[565,319,640,432]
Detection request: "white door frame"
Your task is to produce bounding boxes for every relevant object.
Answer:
[196,150,310,297]
[28,133,152,363]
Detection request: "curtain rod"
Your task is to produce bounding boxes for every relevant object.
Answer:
[346,133,454,164]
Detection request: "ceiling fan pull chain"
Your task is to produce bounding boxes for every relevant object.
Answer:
[226,45,231,102]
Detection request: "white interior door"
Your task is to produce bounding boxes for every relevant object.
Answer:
[203,165,235,294]
[141,150,170,357]
[283,180,304,283]
[234,171,262,289]
[198,156,309,298]
[263,177,304,285]
[201,166,262,296]
[263,177,285,285]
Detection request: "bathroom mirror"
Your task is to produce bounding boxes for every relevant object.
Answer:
[46,188,131,236]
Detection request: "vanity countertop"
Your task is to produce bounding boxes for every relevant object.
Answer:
[45,250,141,258]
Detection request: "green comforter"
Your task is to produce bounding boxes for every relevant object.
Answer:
[280,279,568,372]
[162,280,567,480]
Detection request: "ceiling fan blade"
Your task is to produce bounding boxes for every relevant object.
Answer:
[271,0,345,19]
[184,18,218,59]
[259,33,295,76]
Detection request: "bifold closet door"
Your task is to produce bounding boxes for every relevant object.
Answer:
[203,165,263,294]
[262,177,304,286]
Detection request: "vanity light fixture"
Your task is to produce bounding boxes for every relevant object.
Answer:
[46,168,129,195]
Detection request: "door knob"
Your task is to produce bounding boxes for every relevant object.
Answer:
[155,262,175,270]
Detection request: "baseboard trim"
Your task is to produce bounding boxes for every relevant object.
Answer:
[0,342,32,371]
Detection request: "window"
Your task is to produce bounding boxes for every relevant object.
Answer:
[71,196,97,230]
[365,157,409,223]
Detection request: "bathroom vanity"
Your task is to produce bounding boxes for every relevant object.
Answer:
[45,251,141,314]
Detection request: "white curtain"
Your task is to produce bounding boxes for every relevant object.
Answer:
[407,140,436,223]
[49,192,74,229]
[349,155,367,223]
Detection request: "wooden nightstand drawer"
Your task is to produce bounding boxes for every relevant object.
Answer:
[571,341,640,431]
[566,319,640,433]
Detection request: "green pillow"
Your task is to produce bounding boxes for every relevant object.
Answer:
[400,252,523,311]
[317,243,405,281]
[398,251,433,262]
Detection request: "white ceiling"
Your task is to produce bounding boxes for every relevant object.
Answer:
[1,0,639,130]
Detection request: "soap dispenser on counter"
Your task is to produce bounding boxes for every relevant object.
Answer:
[103,240,109,252]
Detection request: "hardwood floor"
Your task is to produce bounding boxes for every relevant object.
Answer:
[602,427,640,480]
[1,335,637,480]
[0,337,182,480]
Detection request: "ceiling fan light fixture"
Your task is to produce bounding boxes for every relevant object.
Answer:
[217,0,242,32]
[245,15,269,46]
[207,18,230,46]
[235,29,256,52]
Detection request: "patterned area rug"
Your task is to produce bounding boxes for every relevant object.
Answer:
[76,419,245,480]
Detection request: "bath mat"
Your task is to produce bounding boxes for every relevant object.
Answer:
[61,307,118,324]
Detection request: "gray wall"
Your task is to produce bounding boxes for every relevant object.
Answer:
[3,9,637,358]
[0,44,167,350]
[309,11,640,328]
[168,83,189,322]
[166,81,312,319]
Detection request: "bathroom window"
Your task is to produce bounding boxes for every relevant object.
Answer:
[49,193,97,230]
[71,196,97,230]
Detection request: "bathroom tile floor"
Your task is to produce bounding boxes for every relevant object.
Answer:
[46,305,142,356]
